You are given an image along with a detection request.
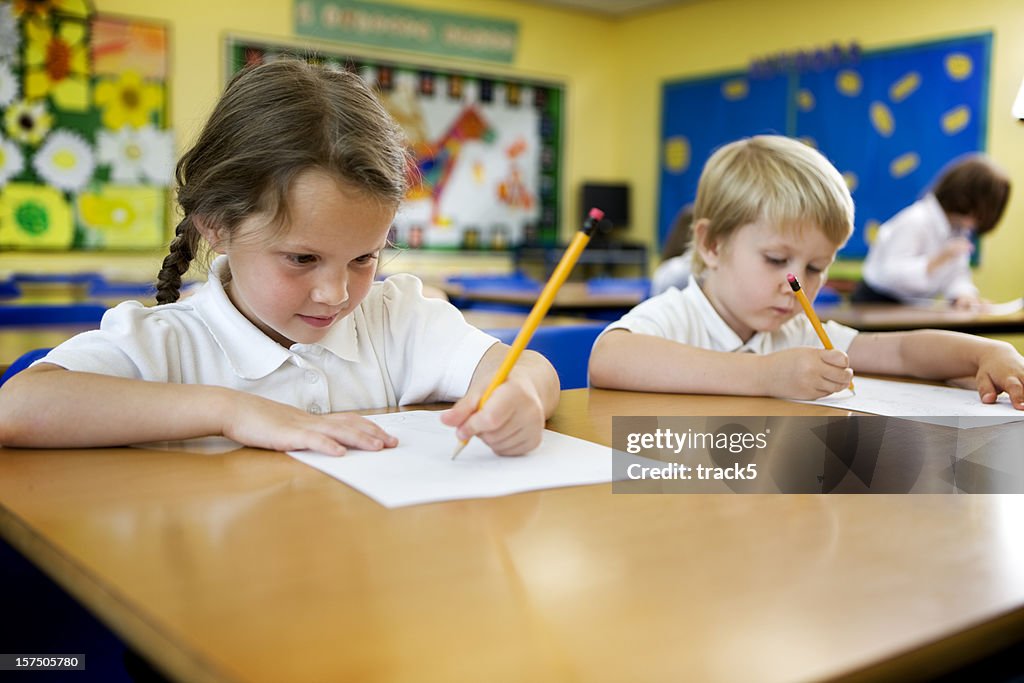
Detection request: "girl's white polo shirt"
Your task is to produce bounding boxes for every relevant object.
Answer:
[38,258,499,414]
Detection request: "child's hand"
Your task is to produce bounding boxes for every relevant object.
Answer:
[952,294,986,310]
[974,345,1024,410]
[441,376,546,456]
[222,393,398,455]
[765,348,853,400]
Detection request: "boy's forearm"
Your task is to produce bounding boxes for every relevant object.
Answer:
[855,330,1007,380]
[0,366,232,447]
[589,332,768,395]
[898,330,1010,379]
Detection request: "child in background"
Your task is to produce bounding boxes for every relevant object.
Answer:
[0,59,559,454]
[855,154,1011,308]
[650,203,694,296]
[589,135,1024,408]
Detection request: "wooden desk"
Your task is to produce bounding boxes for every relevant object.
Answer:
[2,390,1023,682]
[819,302,1024,335]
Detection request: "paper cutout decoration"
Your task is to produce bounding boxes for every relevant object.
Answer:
[0,182,74,248]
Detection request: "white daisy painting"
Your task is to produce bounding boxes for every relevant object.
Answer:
[0,135,25,186]
[0,2,19,64]
[33,129,96,192]
[0,62,18,109]
[97,124,174,185]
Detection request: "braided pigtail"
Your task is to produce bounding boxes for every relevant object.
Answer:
[155,218,199,304]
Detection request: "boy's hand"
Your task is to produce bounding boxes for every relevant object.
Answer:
[441,376,546,456]
[974,345,1024,410]
[765,348,853,400]
[222,393,398,455]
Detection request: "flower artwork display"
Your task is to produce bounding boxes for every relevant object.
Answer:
[0,1,171,250]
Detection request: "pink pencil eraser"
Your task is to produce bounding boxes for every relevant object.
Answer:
[588,207,605,220]
[786,273,797,284]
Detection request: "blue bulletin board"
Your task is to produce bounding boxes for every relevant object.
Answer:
[659,34,991,260]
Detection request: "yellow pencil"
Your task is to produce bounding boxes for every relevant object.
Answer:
[452,208,607,459]
[786,273,855,393]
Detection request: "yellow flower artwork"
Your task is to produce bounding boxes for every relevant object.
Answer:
[0,182,74,248]
[24,17,91,111]
[76,185,164,247]
[12,0,91,20]
[94,70,163,129]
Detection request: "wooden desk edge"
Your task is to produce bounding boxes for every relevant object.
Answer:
[837,606,1024,682]
[0,506,231,683]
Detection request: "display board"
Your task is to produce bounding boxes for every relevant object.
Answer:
[659,34,991,260]
[227,37,564,250]
[0,1,172,250]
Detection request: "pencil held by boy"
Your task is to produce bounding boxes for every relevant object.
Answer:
[856,153,1011,309]
[0,59,559,453]
[589,135,1024,410]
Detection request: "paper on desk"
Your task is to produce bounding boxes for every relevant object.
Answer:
[984,297,1024,316]
[288,410,610,507]
[799,376,1024,428]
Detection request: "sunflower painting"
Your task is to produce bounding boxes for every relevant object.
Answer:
[0,1,171,250]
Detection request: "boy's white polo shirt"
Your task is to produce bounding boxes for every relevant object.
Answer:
[38,257,499,414]
[602,275,858,354]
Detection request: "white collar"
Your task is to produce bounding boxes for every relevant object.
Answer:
[684,275,770,353]
[189,256,361,379]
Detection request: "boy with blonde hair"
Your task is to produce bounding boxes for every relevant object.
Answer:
[589,135,1024,408]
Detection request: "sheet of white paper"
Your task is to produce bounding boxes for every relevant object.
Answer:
[984,297,1024,316]
[798,376,1024,428]
[288,410,611,507]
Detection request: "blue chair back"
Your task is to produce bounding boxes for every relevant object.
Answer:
[0,302,107,325]
[446,272,541,313]
[485,323,606,390]
[0,348,52,387]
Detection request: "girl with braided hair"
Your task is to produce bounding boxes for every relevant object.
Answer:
[0,59,559,455]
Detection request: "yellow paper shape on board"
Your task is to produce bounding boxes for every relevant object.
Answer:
[944,53,973,81]
[76,185,165,248]
[870,102,895,137]
[836,70,862,97]
[0,183,74,248]
[889,72,921,103]
[941,106,971,135]
[663,136,690,174]
[890,152,920,179]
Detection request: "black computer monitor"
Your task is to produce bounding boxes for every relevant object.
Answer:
[580,182,630,230]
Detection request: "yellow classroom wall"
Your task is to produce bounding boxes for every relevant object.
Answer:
[5,0,1023,304]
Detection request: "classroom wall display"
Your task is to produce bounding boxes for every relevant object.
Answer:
[0,0,172,251]
[227,37,563,250]
[659,34,991,260]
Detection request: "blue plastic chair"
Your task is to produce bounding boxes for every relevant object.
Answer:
[586,276,651,299]
[484,323,606,390]
[0,302,108,325]
[814,285,842,306]
[446,272,542,313]
[89,278,157,299]
[0,348,52,387]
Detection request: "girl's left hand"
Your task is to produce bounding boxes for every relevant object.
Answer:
[440,376,546,456]
[975,344,1024,410]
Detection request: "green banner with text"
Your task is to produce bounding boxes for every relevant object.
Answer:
[294,0,518,63]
